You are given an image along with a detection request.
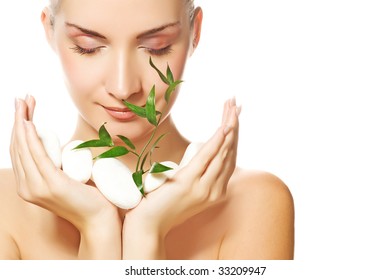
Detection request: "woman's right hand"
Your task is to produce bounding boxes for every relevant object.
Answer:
[9,96,121,259]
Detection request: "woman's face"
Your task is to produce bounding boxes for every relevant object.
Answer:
[43,0,201,142]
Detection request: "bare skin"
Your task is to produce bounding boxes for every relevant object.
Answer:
[0,165,294,259]
[0,0,294,259]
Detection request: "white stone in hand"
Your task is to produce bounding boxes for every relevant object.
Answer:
[62,140,93,183]
[92,158,142,209]
[37,128,62,168]
[179,142,204,168]
[144,161,179,193]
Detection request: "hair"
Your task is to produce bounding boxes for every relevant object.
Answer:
[49,0,195,25]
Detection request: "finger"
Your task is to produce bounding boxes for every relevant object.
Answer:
[14,100,43,183]
[230,103,240,150]
[201,103,240,194]
[214,135,237,189]
[218,101,240,185]
[221,99,231,126]
[11,100,44,200]
[203,139,237,201]
[224,97,239,130]
[10,139,24,185]
[25,95,36,121]
[223,101,240,171]
[10,99,25,180]
[181,125,226,180]
[198,146,225,198]
[190,99,240,178]
[200,108,237,190]
[23,119,58,181]
[11,150,29,197]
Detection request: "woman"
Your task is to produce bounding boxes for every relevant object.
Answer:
[0,0,294,259]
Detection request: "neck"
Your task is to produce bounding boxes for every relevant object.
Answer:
[69,114,190,172]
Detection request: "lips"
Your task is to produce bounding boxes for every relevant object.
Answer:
[103,106,137,121]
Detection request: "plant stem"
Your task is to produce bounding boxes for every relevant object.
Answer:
[135,104,167,172]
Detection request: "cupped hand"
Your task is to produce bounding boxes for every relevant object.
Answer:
[124,98,240,236]
[10,96,119,232]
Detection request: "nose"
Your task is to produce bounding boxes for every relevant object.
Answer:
[105,50,142,100]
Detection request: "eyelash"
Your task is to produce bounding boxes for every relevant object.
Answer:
[70,44,172,56]
[70,45,103,55]
[146,45,173,56]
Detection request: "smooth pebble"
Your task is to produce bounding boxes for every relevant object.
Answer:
[62,140,93,183]
[179,142,204,168]
[144,161,179,193]
[38,128,62,168]
[92,158,142,209]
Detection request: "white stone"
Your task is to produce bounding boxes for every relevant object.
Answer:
[179,142,204,168]
[37,128,62,168]
[61,140,93,183]
[144,161,179,193]
[92,158,142,209]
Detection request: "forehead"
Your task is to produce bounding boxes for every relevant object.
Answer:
[57,0,189,36]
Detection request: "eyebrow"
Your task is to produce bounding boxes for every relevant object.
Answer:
[65,22,107,39]
[65,21,181,40]
[136,21,181,39]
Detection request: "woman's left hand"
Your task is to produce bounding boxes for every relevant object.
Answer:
[123,98,240,259]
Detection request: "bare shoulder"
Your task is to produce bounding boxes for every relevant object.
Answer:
[219,168,295,259]
[228,168,294,207]
[0,168,22,259]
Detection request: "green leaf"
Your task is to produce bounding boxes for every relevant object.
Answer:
[94,146,129,159]
[166,64,174,84]
[122,100,146,118]
[73,139,109,149]
[149,57,169,85]
[165,80,183,102]
[150,162,173,174]
[74,123,114,149]
[98,123,113,146]
[132,170,144,195]
[117,135,135,150]
[145,85,157,126]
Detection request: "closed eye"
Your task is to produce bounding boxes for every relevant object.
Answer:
[70,45,105,55]
[144,45,172,56]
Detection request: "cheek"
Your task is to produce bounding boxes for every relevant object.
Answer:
[57,47,102,103]
[56,47,108,131]
[154,45,189,105]
[171,40,191,81]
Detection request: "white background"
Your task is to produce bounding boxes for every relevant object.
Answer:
[0,0,389,277]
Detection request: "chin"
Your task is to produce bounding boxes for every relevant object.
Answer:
[105,119,155,143]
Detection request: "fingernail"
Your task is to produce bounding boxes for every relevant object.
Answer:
[14,98,21,111]
[230,97,236,107]
[236,105,242,117]
[25,94,32,105]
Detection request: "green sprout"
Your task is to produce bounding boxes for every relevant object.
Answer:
[74,57,183,195]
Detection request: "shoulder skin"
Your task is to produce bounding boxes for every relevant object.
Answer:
[219,168,295,259]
